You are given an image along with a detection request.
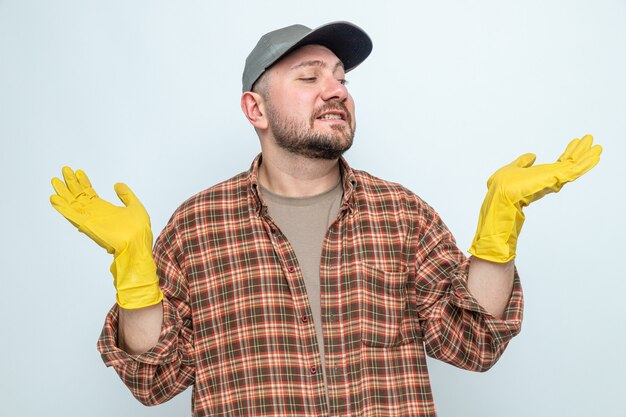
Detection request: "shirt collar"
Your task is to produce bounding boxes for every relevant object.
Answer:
[248,153,357,216]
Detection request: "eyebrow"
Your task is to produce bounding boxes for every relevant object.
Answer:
[289,60,345,72]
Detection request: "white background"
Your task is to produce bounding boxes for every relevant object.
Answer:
[1,1,625,416]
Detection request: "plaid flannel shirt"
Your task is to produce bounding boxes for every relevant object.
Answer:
[98,155,523,417]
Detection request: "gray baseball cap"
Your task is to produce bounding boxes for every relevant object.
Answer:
[242,21,373,92]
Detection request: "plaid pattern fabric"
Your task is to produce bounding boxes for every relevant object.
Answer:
[98,155,523,416]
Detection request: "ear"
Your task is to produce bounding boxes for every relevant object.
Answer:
[241,92,269,130]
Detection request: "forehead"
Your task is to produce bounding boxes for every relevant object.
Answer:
[271,44,344,74]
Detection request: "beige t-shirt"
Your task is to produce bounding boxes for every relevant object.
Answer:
[260,181,343,374]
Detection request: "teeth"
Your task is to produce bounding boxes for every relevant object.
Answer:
[319,114,342,120]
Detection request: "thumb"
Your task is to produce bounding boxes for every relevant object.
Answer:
[114,183,141,207]
[487,153,537,188]
[512,153,536,168]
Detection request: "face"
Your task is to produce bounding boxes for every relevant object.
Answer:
[261,44,356,160]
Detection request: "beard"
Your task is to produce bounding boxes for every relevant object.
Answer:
[266,101,355,160]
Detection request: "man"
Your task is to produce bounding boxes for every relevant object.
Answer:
[50,22,601,416]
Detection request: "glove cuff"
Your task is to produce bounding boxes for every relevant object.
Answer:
[469,189,525,263]
[110,246,163,309]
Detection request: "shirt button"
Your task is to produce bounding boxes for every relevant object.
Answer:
[270,227,277,234]
[301,316,308,323]
[287,266,296,273]
[310,366,317,375]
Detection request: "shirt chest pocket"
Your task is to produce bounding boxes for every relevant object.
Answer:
[358,263,415,347]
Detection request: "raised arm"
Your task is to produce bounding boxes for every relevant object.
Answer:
[467,135,602,317]
[50,167,163,353]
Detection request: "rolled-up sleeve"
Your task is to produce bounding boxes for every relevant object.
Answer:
[97,218,195,406]
[414,211,523,372]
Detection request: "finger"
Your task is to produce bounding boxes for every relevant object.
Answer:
[75,169,93,189]
[114,183,141,208]
[61,166,85,196]
[570,134,594,160]
[74,169,100,200]
[557,138,579,162]
[582,143,603,161]
[580,133,594,143]
[51,176,74,203]
[570,151,602,178]
[50,194,85,227]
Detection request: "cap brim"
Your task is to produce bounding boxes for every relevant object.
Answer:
[283,21,373,73]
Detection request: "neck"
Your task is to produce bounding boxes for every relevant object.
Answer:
[258,147,341,198]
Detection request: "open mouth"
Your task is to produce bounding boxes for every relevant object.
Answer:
[316,111,346,121]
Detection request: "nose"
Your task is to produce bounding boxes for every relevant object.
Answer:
[321,75,348,102]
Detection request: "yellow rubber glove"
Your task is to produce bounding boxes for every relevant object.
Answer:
[469,134,602,263]
[50,167,163,309]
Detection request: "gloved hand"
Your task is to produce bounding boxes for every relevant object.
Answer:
[50,167,163,309]
[469,134,602,263]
